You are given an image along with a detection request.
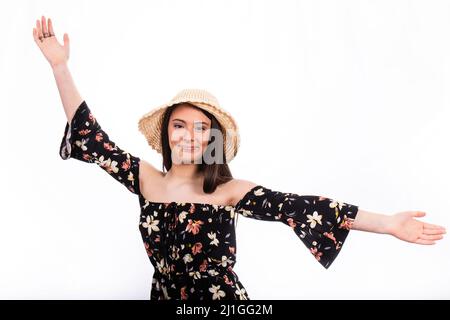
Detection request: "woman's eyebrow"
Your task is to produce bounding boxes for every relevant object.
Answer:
[172,118,210,125]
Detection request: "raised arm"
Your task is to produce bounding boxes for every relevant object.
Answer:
[33,15,82,123]
[33,15,164,196]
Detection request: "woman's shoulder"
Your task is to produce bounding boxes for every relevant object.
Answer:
[225,179,259,206]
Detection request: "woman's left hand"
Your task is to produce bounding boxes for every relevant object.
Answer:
[386,211,446,245]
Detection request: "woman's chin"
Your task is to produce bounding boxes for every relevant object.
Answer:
[173,152,204,164]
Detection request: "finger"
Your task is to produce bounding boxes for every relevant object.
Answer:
[423,228,446,235]
[41,16,48,35]
[411,211,426,218]
[63,33,70,50]
[48,17,55,36]
[32,27,38,42]
[414,239,436,245]
[419,234,444,241]
[424,222,446,230]
[36,19,43,38]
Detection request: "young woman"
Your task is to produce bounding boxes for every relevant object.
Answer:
[33,16,446,300]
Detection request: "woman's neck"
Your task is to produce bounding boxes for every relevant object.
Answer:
[164,164,203,184]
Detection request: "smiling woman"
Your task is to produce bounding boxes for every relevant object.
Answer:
[33,14,447,300]
[158,99,235,193]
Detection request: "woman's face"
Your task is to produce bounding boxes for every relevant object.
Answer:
[168,103,212,164]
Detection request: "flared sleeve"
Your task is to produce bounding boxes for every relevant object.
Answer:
[234,185,359,269]
[59,100,141,195]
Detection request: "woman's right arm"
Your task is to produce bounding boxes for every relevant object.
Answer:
[52,63,83,124]
[33,15,164,195]
[33,15,82,123]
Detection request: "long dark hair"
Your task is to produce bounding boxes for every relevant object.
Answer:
[160,103,233,193]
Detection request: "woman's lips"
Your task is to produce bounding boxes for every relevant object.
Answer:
[180,145,200,151]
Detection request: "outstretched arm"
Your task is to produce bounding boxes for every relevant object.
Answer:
[353,209,446,245]
[232,179,447,249]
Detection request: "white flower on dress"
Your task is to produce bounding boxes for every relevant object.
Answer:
[207,269,219,276]
[189,271,201,279]
[306,211,322,228]
[127,171,135,185]
[183,253,193,264]
[240,209,253,217]
[235,284,247,300]
[142,215,160,235]
[75,138,88,151]
[178,211,188,224]
[156,258,168,274]
[220,255,233,267]
[207,232,219,246]
[161,285,169,299]
[329,199,344,210]
[329,199,344,218]
[97,155,119,174]
[209,284,226,300]
[254,188,265,196]
[170,247,180,260]
[224,206,235,219]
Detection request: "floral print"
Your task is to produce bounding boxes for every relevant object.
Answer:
[59,101,140,195]
[234,186,359,269]
[60,100,359,300]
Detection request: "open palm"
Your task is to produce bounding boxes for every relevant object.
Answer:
[388,211,446,245]
[32,15,70,68]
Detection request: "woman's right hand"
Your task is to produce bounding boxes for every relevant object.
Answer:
[33,16,70,68]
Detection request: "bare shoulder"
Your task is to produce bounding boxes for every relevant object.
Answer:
[225,179,259,206]
[138,159,164,192]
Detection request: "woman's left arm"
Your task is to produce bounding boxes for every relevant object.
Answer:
[352,209,446,245]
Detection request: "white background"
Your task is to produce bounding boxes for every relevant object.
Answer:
[1,0,449,299]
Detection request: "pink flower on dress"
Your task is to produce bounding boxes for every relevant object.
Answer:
[78,129,91,136]
[323,232,337,244]
[310,247,323,261]
[103,142,114,151]
[95,132,104,142]
[223,274,233,285]
[186,219,204,235]
[199,259,208,272]
[180,286,188,300]
[144,242,152,257]
[286,218,297,228]
[339,215,355,230]
[192,242,203,255]
[189,204,196,214]
[88,112,96,123]
[122,157,131,171]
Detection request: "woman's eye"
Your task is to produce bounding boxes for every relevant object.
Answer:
[174,123,207,131]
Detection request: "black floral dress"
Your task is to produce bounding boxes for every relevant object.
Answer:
[59,100,360,300]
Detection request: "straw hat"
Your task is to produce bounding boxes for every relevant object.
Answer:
[138,89,240,163]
